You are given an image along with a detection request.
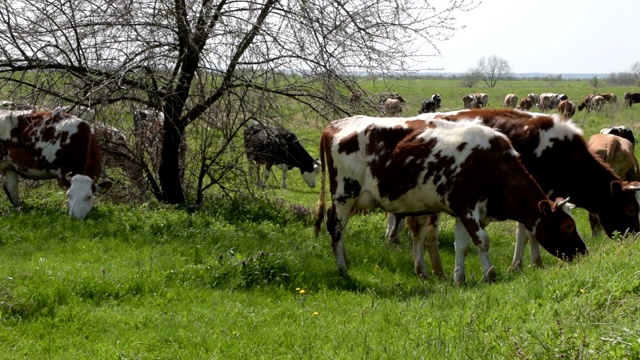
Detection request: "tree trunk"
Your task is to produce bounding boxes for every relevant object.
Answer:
[159,113,186,204]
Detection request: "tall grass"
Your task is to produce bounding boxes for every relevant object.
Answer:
[1,78,640,359]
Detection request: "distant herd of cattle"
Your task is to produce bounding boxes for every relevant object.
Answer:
[2,90,640,284]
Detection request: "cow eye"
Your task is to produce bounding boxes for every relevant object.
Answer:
[625,205,638,217]
[564,221,575,233]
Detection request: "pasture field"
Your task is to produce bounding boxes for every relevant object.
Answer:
[2,78,640,359]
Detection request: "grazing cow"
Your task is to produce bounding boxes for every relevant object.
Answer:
[474,93,489,108]
[431,94,442,109]
[557,100,576,119]
[624,92,640,107]
[416,110,640,270]
[590,95,605,112]
[0,109,112,219]
[527,93,540,108]
[382,98,403,116]
[587,133,640,237]
[539,93,554,111]
[503,94,518,108]
[53,105,96,122]
[518,97,533,111]
[314,115,586,282]
[598,93,617,103]
[418,99,437,114]
[577,94,594,112]
[243,120,319,190]
[601,126,636,145]
[462,94,481,109]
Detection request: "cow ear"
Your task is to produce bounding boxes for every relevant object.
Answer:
[95,181,113,195]
[538,200,553,215]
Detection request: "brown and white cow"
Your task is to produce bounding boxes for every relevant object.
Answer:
[313,116,586,282]
[518,97,533,111]
[577,94,594,112]
[462,94,478,109]
[417,110,640,268]
[624,92,640,107]
[557,100,576,119]
[590,95,605,112]
[598,93,617,103]
[527,93,540,108]
[474,93,489,108]
[503,94,518,108]
[0,109,112,219]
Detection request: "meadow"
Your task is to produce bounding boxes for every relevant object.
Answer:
[1,78,640,359]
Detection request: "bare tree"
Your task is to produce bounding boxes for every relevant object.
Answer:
[475,55,511,88]
[0,0,478,205]
[461,67,482,88]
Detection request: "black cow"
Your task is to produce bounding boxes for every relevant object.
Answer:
[243,120,319,189]
[418,99,437,114]
[601,126,636,146]
[624,92,640,107]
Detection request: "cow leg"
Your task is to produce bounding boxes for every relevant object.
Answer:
[262,165,272,189]
[385,213,405,244]
[424,214,444,276]
[457,216,496,283]
[327,201,354,280]
[512,222,543,269]
[279,164,288,189]
[3,170,22,207]
[406,214,443,278]
[452,217,471,284]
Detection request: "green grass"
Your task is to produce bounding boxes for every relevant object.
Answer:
[2,78,640,359]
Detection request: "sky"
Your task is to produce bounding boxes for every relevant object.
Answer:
[420,0,640,74]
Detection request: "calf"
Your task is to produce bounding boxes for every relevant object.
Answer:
[587,133,639,236]
[624,92,640,107]
[0,109,112,219]
[420,109,640,270]
[503,94,518,108]
[314,115,586,282]
[243,120,319,189]
[557,100,576,119]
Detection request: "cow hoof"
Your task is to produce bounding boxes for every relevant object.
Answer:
[453,271,465,284]
[510,260,523,271]
[484,267,497,283]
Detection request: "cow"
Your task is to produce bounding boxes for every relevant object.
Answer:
[0,109,112,219]
[527,93,540,108]
[313,115,586,282]
[539,93,554,111]
[474,93,489,108]
[462,94,476,109]
[53,105,96,122]
[503,94,518,108]
[243,120,319,190]
[587,133,640,237]
[418,99,437,114]
[557,100,576,119]
[518,97,533,111]
[382,98,403,116]
[601,126,636,145]
[598,93,617,103]
[577,94,594,112]
[624,92,640,107]
[431,94,442,109]
[590,95,605,112]
[412,110,640,272]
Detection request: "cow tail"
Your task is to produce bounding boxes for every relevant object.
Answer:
[313,134,327,238]
[84,124,103,180]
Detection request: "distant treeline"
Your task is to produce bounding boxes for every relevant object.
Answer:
[406,72,639,86]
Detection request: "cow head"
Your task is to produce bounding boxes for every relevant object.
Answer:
[597,181,640,237]
[533,198,588,261]
[301,159,321,188]
[65,173,113,220]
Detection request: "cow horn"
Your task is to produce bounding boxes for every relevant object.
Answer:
[556,197,574,209]
[65,172,74,182]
